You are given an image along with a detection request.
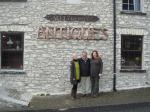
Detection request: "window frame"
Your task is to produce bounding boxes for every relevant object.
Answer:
[0,31,24,71]
[121,35,143,70]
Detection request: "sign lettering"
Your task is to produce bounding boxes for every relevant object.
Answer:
[38,26,108,40]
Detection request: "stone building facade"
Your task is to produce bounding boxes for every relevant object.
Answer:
[116,0,150,90]
[0,0,150,98]
[0,0,114,96]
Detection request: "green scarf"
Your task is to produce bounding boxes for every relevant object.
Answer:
[74,62,80,80]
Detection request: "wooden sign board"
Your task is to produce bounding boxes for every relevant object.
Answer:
[44,14,99,22]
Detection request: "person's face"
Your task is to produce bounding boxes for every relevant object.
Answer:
[82,52,87,60]
[72,53,78,60]
[93,52,97,59]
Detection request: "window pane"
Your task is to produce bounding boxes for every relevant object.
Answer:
[123,0,128,3]
[1,32,24,69]
[2,52,23,69]
[129,4,134,10]
[123,4,129,10]
[121,35,142,70]
[129,0,134,4]
[121,51,142,69]
[122,36,142,50]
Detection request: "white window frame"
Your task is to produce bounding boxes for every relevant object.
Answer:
[117,28,148,71]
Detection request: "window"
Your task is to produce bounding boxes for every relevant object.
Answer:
[1,32,24,70]
[121,35,143,70]
[122,0,141,11]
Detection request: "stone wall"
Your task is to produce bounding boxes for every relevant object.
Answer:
[0,0,114,95]
[116,0,150,90]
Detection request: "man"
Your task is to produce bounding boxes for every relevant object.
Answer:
[79,51,91,97]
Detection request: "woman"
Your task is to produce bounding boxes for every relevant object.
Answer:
[90,50,103,97]
[70,53,81,99]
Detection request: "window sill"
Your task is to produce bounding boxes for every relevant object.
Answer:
[120,69,146,73]
[0,69,26,74]
[120,11,147,16]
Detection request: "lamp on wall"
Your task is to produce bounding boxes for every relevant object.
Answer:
[7,37,13,45]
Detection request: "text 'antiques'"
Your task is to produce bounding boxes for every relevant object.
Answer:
[38,26,108,40]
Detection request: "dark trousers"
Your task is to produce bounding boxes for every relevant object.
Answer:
[90,76,99,96]
[71,83,78,98]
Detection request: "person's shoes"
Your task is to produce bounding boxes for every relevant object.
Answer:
[71,97,76,100]
[92,94,98,98]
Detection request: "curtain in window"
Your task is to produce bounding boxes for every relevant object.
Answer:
[134,0,140,11]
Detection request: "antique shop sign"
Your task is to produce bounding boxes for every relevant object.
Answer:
[44,14,99,22]
[38,26,108,40]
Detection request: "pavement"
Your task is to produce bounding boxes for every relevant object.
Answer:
[1,87,150,112]
[3,102,150,112]
[0,99,28,111]
[62,103,150,112]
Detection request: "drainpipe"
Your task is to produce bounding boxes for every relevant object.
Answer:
[113,0,117,91]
